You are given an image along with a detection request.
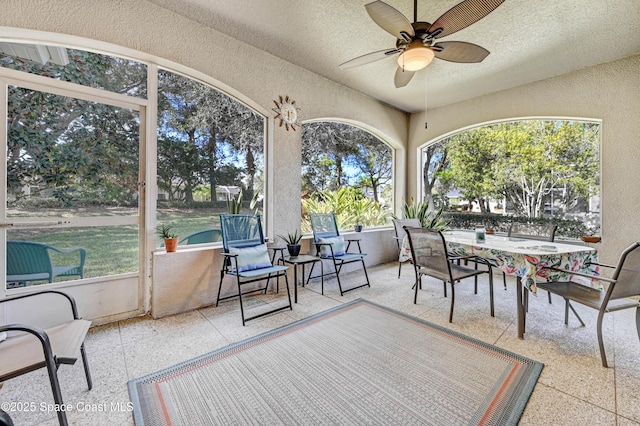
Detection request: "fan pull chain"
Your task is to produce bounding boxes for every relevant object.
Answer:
[424,74,428,129]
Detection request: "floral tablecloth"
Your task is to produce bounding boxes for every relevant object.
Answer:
[400,230,601,293]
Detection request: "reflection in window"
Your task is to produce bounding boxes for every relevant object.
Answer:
[156,69,265,246]
[0,42,147,98]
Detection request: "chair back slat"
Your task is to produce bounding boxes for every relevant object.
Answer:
[6,241,54,277]
[608,242,640,300]
[180,229,222,245]
[508,223,557,242]
[404,227,451,278]
[392,219,421,246]
[220,214,264,252]
[310,213,340,242]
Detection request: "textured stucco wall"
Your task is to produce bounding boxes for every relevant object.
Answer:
[407,54,640,263]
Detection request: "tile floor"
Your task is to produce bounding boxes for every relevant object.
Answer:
[2,262,640,425]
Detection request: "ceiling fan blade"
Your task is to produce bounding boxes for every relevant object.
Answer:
[428,0,505,39]
[339,48,401,69]
[365,1,415,39]
[394,66,415,88]
[433,41,490,63]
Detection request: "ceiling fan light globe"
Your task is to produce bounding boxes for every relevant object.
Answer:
[397,45,434,71]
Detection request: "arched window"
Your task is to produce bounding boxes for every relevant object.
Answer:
[0,42,266,290]
[301,121,393,231]
[156,69,265,247]
[420,119,601,238]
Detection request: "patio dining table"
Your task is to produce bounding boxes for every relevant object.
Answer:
[400,229,600,339]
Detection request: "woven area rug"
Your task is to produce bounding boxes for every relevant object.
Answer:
[128,299,543,425]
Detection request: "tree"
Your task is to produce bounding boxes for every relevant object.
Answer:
[349,129,392,203]
[302,122,392,203]
[5,50,145,206]
[434,120,600,218]
[302,122,358,192]
[422,141,450,210]
[157,69,265,203]
[439,128,497,213]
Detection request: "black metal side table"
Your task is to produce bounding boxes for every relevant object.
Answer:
[282,254,323,303]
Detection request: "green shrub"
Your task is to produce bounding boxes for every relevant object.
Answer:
[302,188,390,232]
[442,212,597,239]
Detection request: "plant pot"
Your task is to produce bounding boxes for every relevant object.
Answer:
[287,244,301,257]
[354,225,363,232]
[581,236,601,243]
[164,237,179,252]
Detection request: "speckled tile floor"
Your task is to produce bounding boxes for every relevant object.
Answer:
[2,262,640,425]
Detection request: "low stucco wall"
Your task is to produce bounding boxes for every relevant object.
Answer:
[151,227,398,319]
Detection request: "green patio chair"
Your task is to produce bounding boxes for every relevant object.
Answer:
[6,241,86,286]
[179,228,222,245]
[215,214,292,325]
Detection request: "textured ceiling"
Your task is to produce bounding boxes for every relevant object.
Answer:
[146,0,640,113]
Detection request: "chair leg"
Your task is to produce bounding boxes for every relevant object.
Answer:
[565,300,585,326]
[413,273,420,304]
[448,282,455,323]
[398,260,402,279]
[474,261,478,294]
[547,291,552,304]
[236,276,247,326]
[503,271,507,289]
[442,281,447,297]
[488,269,494,317]
[44,354,68,426]
[636,307,640,341]
[333,260,345,296]
[215,271,225,307]
[597,311,608,368]
[361,259,370,288]
[80,343,93,390]
[283,271,293,311]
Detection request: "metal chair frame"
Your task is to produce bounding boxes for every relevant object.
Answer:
[307,213,370,296]
[392,218,421,278]
[537,242,640,367]
[0,291,92,426]
[216,214,292,326]
[405,227,494,323]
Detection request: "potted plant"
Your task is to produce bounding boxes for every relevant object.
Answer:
[351,202,367,232]
[157,224,178,252]
[581,226,601,243]
[278,230,302,257]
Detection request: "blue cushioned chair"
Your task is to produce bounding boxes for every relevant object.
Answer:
[307,213,370,296]
[216,214,292,325]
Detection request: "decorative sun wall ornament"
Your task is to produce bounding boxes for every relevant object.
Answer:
[272,96,300,131]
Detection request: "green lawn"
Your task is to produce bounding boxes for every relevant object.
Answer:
[7,208,228,284]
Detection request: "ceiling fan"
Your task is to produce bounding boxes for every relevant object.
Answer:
[339,0,505,88]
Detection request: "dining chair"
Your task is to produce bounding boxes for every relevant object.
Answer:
[505,223,558,304]
[392,218,421,278]
[308,213,370,295]
[404,227,494,323]
[537,242,640,367]
[216,213,292,325]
